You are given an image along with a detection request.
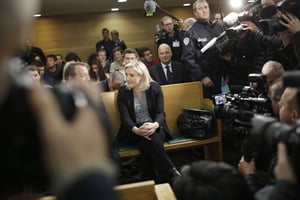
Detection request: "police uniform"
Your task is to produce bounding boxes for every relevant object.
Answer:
[183,19,224,98]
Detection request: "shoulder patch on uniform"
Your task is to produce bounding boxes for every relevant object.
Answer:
[183,37,190,46]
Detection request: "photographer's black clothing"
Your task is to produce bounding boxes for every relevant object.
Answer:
[266,181,300,200]
[254,31,294,71]
[157,29,183,62]
[182,19,224,98]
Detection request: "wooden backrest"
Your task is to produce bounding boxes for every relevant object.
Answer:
[101,91,120,138]
[161,81,204,135]
[115,180,157,200]
[101,81,206,137]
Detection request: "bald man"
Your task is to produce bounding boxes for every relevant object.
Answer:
[149,43,186,85]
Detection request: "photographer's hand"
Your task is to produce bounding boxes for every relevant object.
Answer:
[202,76,215,87]
[27,85,115,190]
[274,142,297,183]
[280,13,300,35]
[241,21,259,33]
[238,156,256,175]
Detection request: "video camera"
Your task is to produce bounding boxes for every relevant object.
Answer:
[259,0,300,34]
[214,73,271,135]
[247,71,300,181]
[212,0,262,54]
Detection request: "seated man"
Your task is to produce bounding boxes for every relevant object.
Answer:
[101,71,125,92]
[138,47,159,69]
[149,43,186,85]
[63,62,91,84]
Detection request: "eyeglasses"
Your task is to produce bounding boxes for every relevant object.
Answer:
[163,23,173,26]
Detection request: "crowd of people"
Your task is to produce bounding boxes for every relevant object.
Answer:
[1,0,300,199]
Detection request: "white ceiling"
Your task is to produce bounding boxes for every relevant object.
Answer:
[40,0,220,16]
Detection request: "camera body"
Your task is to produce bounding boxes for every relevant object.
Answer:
[214,73,271,134]
[259,0,300,34]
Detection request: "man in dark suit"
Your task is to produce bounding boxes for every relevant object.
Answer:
[149,43,186,85]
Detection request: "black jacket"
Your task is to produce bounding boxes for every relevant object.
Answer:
[117,82,170,144]
[149,61,186,85]
[182,19,224,83]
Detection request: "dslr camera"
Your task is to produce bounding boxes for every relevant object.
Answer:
[259,0,300,34]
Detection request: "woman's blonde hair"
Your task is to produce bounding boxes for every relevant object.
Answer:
[125,61,153,91]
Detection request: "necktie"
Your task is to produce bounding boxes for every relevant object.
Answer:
[165,66,173,84]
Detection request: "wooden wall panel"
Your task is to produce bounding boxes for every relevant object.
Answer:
[30,6,223,61]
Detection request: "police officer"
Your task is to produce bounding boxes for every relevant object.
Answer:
[183,0,225,98]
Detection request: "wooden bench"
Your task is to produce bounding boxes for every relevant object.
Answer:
[39,180,176,200]
[115,180,176,200]
[101,81,223,162]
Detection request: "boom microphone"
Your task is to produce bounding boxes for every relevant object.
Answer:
[144,0,157,16]
[200,31,226,53]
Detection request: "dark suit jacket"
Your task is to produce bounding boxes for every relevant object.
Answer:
[149,61,186,85]
[117,82,170,144]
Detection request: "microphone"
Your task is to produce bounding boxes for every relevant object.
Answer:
[144,0,157,16]
[200,31,226,53]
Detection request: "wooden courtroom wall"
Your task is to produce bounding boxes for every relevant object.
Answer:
[30,5,228,61]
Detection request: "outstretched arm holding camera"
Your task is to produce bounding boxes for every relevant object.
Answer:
[279,13,300,67]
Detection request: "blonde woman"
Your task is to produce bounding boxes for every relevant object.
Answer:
[117,61,180,183]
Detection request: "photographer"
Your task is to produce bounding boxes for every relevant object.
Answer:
[239,86,300,199]
[156,16,183,62]
[266,142,300,200]
[0,1,119,199]
[278,12,300,67]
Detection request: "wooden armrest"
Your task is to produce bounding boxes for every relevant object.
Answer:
[115,180,156,200]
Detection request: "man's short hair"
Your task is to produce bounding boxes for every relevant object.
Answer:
[160,16,172,25]
[110,71,125,84]
[193,0,208,11]
[123,48,139,57]
[63,62,89,80]
[102,28,109,33]
[111,30,119,36]
[46,54,58,61]
[262,60,284,78]
[137,47,150,58]
[173,160,254,200]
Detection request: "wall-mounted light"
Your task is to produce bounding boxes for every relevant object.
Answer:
[33,14,42,17]
[229,0,243,9]
[111,8,119,12]
[183,3,191,7]
[118,0,127,2]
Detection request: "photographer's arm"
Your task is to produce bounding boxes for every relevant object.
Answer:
[266,143,299,200]
[280,13,300,67]
[238,156,259,194]
[27,85,119,200]
[242,21,282,48]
